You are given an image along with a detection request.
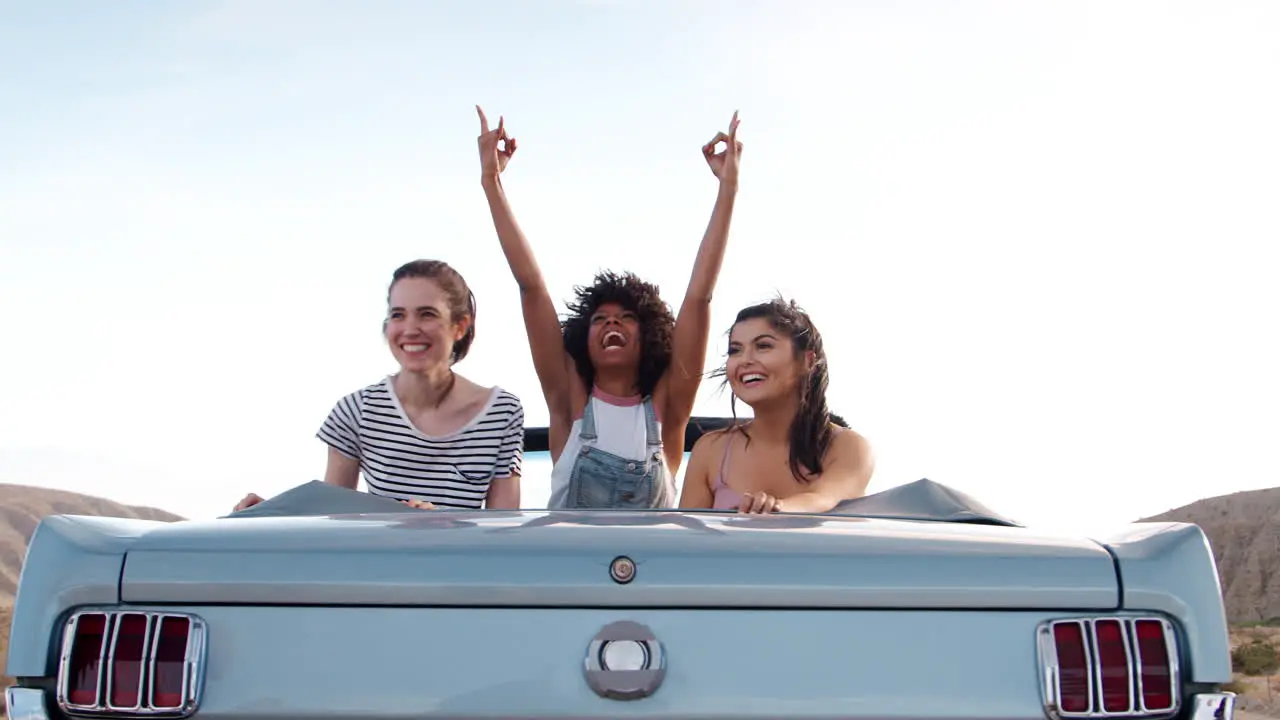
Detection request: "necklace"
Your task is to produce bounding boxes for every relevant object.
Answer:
[433,371,457,409]
[394,370,457,411]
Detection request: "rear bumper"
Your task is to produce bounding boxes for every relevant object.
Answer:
[5,687,48,720]
[4,686,1239,720]
[1188,692,1237,720]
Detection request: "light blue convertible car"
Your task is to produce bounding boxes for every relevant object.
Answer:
[5,418,1236,719]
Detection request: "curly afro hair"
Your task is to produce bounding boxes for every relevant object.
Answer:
[561,270,675,399]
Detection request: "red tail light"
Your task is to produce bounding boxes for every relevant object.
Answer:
[65,613,110,706]
[108,614,150,708]
[1135,619,1175,712]
[57,609,206,718]
[1052,621,1091,713]
[151,615,193,710]
[1094,619,1134,713]
[1039,616,1180,719]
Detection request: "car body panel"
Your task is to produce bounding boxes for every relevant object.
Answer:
[3,472,1236,720]
[4,514,154,678]
[62,603,1088,720]
[1090,521,1233,682]
[116,509,1119,609]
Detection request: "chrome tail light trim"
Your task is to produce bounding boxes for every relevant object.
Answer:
[1038,615,1181,720]
[56,612,112,713]
[55,610,206,719]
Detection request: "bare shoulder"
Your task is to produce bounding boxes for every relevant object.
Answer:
[692,425,738,458]
[829,424,873,462]
[462,375,490,395]
[451,374,500,410]
[683,425,736,495]
[687,426,739,474]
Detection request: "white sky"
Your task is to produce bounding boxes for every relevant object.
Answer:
[1,1,1277,534]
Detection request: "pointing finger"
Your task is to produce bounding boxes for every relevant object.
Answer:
[729,110,739,138]
[476,105,490,134]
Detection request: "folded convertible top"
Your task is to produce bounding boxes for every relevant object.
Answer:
[224,477,1021,527]
[829,478,1022,526]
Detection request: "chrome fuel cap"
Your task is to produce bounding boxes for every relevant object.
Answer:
[583,620,665,701]
[601,639,648,672]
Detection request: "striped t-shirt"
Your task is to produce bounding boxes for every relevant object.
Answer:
[316,376,525,509]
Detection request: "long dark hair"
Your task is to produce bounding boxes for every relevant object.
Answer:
[714,297,843,482]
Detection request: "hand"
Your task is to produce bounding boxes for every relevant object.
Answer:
[737,490,781,514]
[233,493,264,512]
[400,499,438,510]
[702,110,742,183]
[476,105,517,177]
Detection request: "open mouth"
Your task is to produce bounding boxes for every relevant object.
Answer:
[401,343,429,354]
[602,330,627,351]
[738,372,766,388]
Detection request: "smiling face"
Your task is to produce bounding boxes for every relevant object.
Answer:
[726,316,809,407]
[586,301,643,372]
[384,276,470,373]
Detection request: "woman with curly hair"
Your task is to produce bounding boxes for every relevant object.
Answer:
[475,105,741,509]
[678,298,875,514]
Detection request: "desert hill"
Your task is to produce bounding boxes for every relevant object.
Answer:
[1141,485,1280,624]
[0,483,184,599]
[0,483,184,708]
[1140,486,1280,717]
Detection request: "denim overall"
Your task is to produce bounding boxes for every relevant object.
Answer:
[563,396,675,509]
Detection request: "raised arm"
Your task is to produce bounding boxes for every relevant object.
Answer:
[657,112,742,427]
[476,106,580,423]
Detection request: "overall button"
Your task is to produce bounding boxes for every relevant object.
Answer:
[580,446,590,455]
[626,462,636,471]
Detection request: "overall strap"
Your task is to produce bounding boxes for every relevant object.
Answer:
[579,396,598,441]
[642,396,661,448]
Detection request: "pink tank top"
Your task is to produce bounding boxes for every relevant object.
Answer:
[710,430,744,510]
[709,425,844,510]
